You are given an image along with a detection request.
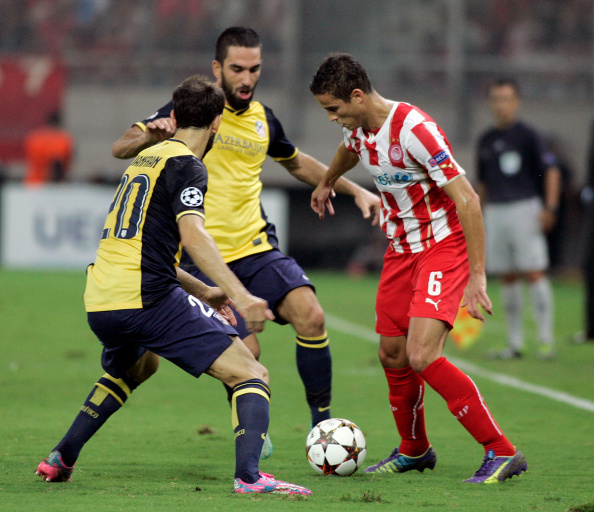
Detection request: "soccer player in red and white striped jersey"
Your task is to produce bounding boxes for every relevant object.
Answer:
[344,100,462,254]
[309,54,527,484]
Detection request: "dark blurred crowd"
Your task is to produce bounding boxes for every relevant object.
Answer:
[467,0,592,58]
[0,0,286,84]
[0,0,284,56]
[2,0,590,59]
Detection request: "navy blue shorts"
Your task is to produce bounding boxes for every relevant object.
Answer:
[88,287,238,379]
[183,249,314,339]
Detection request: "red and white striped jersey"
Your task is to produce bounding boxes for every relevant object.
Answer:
[344,101,465,253]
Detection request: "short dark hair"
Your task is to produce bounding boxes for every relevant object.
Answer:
[309,53,372,102]
[487,78,521,97]
[173,75,225,129]
[215,27,261,63]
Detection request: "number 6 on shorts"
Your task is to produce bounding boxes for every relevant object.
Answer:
[428,271,442,296]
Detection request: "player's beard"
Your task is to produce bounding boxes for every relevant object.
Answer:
[221,73,258,111]
[203,132,216,157]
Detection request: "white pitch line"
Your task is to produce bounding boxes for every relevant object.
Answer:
[325,313,594,413]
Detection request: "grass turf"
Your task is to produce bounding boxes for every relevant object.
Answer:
[1,269,593,511]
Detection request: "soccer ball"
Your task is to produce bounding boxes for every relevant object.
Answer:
[306,418,366,476]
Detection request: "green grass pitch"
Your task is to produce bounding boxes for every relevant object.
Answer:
[1,268,593,511]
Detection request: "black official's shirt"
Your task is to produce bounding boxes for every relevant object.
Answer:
[477,121,557,203]
[84,139,207,311]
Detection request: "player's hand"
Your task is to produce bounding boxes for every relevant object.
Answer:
[145,117,176,145]
[234,293,275,334]
[200,286,237,326]
[354,188,381,226]
[461,273,493,322]
[311,182,336,220]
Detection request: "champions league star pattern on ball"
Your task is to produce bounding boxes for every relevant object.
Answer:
[306,418,366,476]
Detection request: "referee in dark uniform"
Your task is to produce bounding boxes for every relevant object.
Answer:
[477,78,561,359]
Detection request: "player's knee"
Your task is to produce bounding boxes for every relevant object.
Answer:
[247,360,269,384]
[310,305,326,332]
[524,271,546,282]
[502,274,520,284]
[293,302,326,336]
[406,349,431,373]
[282,288,326,336]
[378,345,390,366]
[127,351,159,384]
[378,344,407,368]
[143,352,160,376]
[220,360,269,388]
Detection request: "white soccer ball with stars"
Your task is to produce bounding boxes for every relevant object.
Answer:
[306,418,366,476]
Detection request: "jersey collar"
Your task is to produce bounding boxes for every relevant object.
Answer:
[168,138,188,148]
[225,104,251,116]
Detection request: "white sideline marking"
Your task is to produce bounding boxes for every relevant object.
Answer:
[325,313,594,413]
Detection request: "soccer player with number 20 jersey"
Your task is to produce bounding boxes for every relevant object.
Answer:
[310,54,527,484]
[36,75,311,496]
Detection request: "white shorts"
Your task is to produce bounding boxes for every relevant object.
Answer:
[484,196,549,275]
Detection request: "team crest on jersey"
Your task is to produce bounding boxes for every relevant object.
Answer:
[255,120,266,139]
[389,143,404,166]
[180,187,203,207]
[429,150,450,167]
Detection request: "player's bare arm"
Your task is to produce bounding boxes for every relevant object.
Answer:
[112,117,176,159]
[178,214,274,333]
[442,176,493,322]
[476,181,488,208]
[311,142,360,220]
[541,165,562,232]
[280,151,380,225]
[176,266,237,326]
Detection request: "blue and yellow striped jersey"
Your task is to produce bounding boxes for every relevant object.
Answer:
[137,100,297,262]
[84,139,207,311]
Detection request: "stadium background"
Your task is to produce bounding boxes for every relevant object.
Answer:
[1,0,592,269]
[2,4,594,509]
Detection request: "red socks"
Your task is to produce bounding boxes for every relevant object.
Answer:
[384,366,430,457]
[420,357,515,456]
